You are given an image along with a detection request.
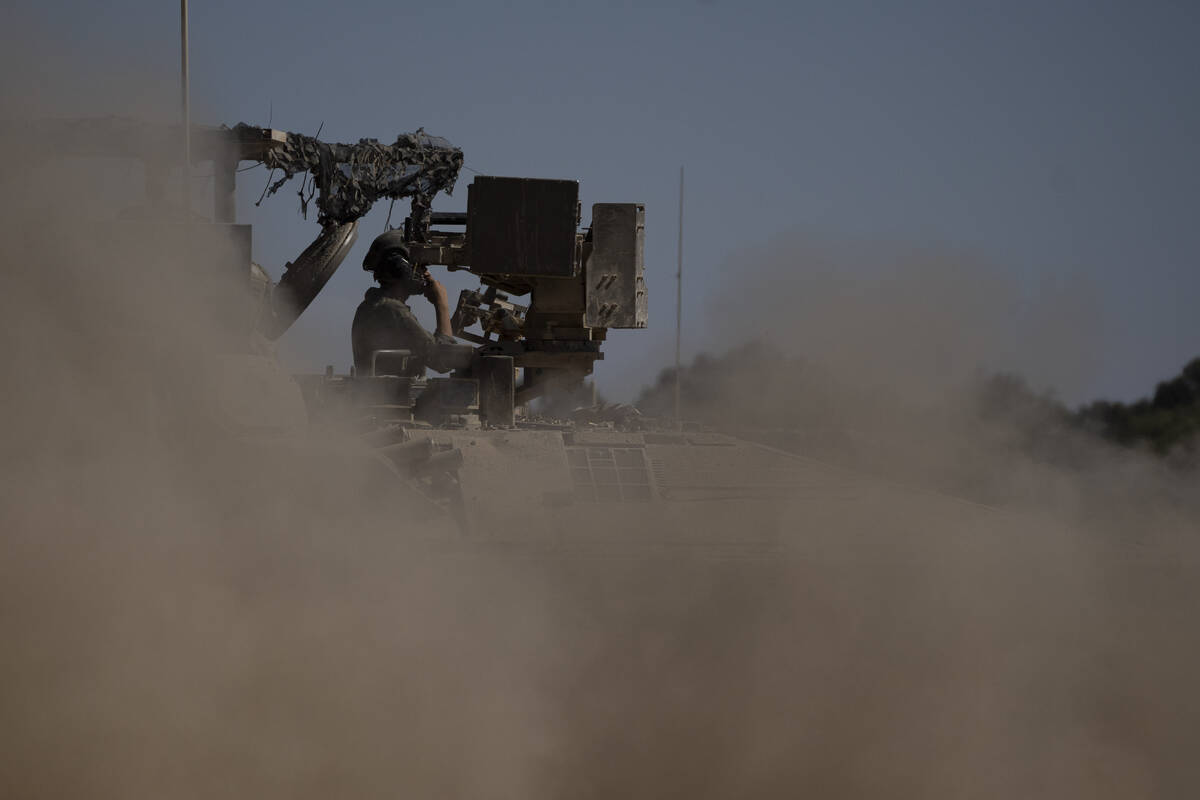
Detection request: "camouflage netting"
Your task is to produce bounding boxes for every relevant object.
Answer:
[236,124,464,227]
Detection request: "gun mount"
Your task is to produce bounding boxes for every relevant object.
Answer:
[450,286,528,345]
[298,173,646,431]
[390,175,647,422]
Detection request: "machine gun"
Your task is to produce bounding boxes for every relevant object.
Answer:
[396,176,647,426]
[449,286,528,345]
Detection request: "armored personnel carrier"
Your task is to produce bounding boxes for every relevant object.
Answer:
[10,117,822,549]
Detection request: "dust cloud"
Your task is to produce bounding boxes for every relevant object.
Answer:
[2,94,1198,800]
[624,232,1200,795]
[686,232,1197,514]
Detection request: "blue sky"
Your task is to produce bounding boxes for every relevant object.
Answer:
[7,1,1199,403]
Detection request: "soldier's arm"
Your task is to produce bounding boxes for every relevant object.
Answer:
[422,272,454,338]
[387,302,467,374]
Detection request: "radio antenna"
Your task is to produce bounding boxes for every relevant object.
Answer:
[180,0,190,215]
[674,165,684,431]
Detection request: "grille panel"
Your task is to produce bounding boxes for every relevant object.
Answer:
[565,446,652,503]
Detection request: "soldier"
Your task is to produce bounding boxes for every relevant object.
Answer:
[351,229,455,376]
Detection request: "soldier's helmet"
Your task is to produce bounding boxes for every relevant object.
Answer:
[363,229,427,295]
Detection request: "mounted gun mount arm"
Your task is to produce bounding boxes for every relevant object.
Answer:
[240,124,464,227]
[256,221,358,340]
[234,123,461,338]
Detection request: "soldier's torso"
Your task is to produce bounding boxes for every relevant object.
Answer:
[351,289,434,377]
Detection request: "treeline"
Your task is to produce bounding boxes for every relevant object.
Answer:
[1074,359,1200,454]
[978,359,1200,457]
[635,343,1200,460]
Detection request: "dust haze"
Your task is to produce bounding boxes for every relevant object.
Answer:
[3,74,1199,800]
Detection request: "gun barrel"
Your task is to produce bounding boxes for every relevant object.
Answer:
[430,211,468,226]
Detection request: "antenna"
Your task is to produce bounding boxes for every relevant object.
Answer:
[675,165,684,431]
[180,0,190,215]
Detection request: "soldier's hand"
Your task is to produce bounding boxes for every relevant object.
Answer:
[422,271,448,307]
